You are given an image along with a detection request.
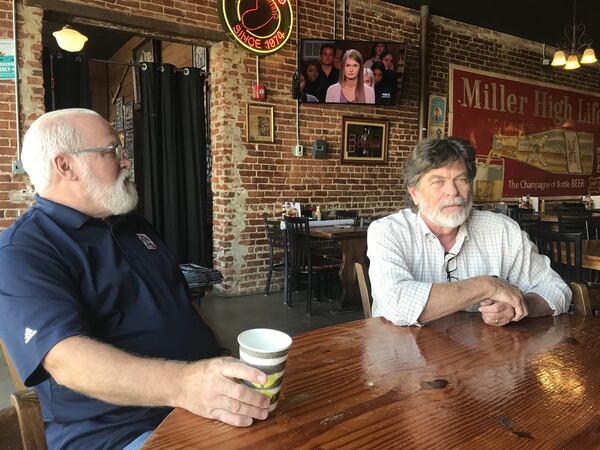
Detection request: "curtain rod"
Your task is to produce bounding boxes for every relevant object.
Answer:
[84,57,209,76]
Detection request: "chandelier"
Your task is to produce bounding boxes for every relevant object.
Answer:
[551,0,597,70]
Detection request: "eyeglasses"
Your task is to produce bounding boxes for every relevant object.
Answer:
[71,143,127,160]
[445,252,458,282]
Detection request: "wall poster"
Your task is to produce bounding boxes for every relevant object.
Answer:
[449,64,600,200]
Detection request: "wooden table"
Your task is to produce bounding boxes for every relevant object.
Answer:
[309,225,368,311]
[583,240,600,270]
[539,212,600,223]
[143,313,600,449]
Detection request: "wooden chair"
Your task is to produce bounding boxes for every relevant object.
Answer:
[263,216,288,300]
[570,282,600,316]
[0,390,47,450]
[354,262,372,319]
[528,228,582,284]
[1,339,25,391]
[284,216,342,315]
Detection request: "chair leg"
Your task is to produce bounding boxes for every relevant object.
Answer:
[265,258,274,296]
[306,272,312,315]
[283,257,289,306]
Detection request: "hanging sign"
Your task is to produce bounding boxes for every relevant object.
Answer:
[218,0,293,55]
[0,39,15,79]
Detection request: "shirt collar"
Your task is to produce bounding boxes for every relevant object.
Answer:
[33,194,96,230]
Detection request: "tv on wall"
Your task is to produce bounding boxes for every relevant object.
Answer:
[297,39,407,105]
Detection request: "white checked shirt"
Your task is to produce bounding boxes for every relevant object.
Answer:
[367,209,572,326]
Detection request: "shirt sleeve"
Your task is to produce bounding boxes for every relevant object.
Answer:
[367,220,432,326]
[505,226,572,315]
[0,244,89,386]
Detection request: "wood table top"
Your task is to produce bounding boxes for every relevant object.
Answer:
[143,313,600,449]
[308,225,368,239]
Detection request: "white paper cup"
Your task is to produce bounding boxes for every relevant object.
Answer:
[238,328,292,412]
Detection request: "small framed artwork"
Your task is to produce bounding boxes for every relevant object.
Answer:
[342,117,389,164]
[427,94,447,138]
[124,129,135,159]
[192,46,208,71]
[123,99,134,131]
[246,103,274,143]
[114,96,124,132]
[132,38,161,64]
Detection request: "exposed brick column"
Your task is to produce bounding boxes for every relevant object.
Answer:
[210,41,250,294]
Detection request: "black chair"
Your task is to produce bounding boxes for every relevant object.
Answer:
[557,208,591,238]
[263,216,288,301]
[528,227,582,283]
[335,210,358,225]
[514,208,538,229]
[284,216,342,314]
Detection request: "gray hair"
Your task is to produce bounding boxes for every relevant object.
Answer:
[21,108,102,193]
[404,137,477,211]
[363,68,374,86]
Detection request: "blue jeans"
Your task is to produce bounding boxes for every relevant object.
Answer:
[122,430,153,450]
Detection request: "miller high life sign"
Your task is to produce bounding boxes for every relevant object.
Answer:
[219,0,293,55]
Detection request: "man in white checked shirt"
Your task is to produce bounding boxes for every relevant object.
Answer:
[367,138,571,326]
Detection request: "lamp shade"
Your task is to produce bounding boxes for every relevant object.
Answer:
[564,54,581,70]
[551,50,567,66]
[52,26,88,52]
[581,47,597,64]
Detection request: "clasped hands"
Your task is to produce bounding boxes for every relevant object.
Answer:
[479,277,528,327]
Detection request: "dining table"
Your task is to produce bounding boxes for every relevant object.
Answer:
[142,313,600,449]
[308,225,368,311]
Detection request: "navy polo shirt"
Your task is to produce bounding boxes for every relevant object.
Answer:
[0,195,218,449]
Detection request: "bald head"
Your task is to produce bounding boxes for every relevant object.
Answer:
[21,108,108,193]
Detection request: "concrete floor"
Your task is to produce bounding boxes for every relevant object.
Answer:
[0,289,362,408]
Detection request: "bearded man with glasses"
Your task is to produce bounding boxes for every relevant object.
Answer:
[367,138,571,326]
[0,109,269,450]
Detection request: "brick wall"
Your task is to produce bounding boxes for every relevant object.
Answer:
[1,0,599,295]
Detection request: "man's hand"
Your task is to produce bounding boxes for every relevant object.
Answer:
[479,299,516,326]
[485,277,528,321]
[177,357,270,427]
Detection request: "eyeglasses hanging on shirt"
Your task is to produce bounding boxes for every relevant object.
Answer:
[445,252,458,282]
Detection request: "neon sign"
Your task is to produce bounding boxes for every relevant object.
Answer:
[219,0,293,55]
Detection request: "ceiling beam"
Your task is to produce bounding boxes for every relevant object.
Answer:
[25,0,227,45]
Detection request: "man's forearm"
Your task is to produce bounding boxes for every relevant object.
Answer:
[419,276,495,323]
[43,335,185,408]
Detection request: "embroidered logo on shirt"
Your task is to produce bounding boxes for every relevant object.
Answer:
[136,233,157,250]
[24,327,37,344]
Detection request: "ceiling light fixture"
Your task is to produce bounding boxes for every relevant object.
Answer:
[52,25,88,52]
[551,0,597,70]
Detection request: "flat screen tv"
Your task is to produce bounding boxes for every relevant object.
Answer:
[298,39,407,105]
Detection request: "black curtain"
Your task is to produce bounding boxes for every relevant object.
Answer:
[139,63,210,266]
[43,49,91,111]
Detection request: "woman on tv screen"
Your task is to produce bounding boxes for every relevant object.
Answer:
[325,49,375,104]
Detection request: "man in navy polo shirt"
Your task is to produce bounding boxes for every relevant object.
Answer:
[0,109,270,449]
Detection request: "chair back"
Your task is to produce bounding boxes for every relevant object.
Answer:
[0,403,22,450]
[557,207,591,236]
[263,217,287,252]
[528,228,582,283]
[570,282,600,316]
[335,210,358,225]
[11,390,47,450]
[354,262,372,319]
[515,208,538,229]
[284,216,312,273]
[0,339,25,391]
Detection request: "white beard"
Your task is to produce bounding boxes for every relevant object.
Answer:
[81,164,139,216]
[419,195,472,229]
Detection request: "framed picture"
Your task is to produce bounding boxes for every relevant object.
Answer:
[246,103,274,143]
[114,96,124,132]
[124,129,135,159]
[342,117,389,164]
[132,38,160,64]
[427,94,447,138]
[123,99,134,131]
[192,46,208,71]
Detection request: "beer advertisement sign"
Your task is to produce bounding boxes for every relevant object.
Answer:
[449,64,600,199]
[218,0,293,55]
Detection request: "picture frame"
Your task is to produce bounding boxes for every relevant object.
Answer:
[132,38,160,64]
[192,46,208,71]
[123,99,134,131]
[114,96,124,132]
[427,94,447,139]
[246,103,274,143]
[341,117,389,164]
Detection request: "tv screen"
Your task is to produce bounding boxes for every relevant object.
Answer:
[298,39,407,105]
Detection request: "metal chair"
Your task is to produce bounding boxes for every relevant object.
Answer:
[284,216,342,315]
[263,216,288,301]
[515,208,539,230]
[528,227,582,284]
[557,208,591,237]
